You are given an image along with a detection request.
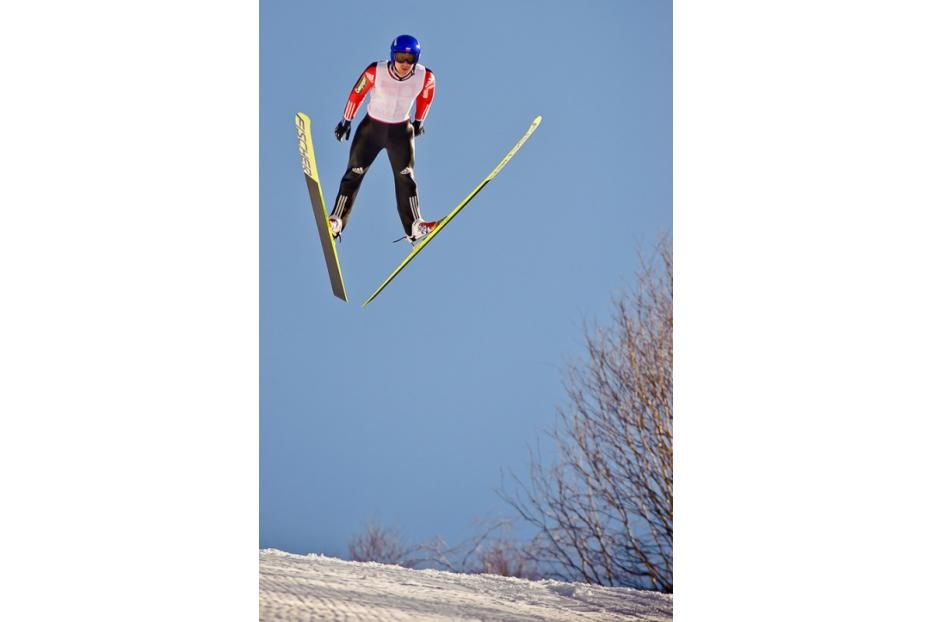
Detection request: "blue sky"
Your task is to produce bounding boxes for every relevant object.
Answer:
[260,0,671,556]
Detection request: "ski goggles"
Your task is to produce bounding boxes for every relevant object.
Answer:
[393,53,417,64]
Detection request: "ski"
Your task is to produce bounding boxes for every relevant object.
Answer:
[361,115,542,307]
[296,112,348,301]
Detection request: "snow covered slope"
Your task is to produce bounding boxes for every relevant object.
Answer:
[260,549,673,621]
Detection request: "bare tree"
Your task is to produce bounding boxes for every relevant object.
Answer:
[348,518,539,579]
[412,518,540,580]
[505,237,673,592]
[474,538,539,579]
[348,523,415,567]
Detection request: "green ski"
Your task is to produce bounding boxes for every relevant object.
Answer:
[296,112,348,301]
[362,115,542,307]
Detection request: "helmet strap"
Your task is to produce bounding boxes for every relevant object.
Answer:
[388,61,414,81]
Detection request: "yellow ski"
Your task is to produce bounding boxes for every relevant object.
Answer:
[296,112,348,301]
[362,115,542,307]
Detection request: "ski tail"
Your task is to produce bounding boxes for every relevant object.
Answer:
[296,112,348,301]
[361,115,542,307]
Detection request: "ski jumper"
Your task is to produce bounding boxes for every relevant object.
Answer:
[331,61,436,235]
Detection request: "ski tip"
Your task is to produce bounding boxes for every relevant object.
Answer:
[361,288,385,307]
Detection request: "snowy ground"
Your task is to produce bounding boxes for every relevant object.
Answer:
[260,549,672,621]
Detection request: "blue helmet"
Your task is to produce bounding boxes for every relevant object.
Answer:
[390,34,421,63]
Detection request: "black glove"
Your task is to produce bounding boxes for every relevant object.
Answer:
[412,120,425,137]
[334,120,351,142]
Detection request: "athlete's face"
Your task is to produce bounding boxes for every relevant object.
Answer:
[393,53,415,76]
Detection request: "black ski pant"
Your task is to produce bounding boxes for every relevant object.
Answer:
[331,114,421,235]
